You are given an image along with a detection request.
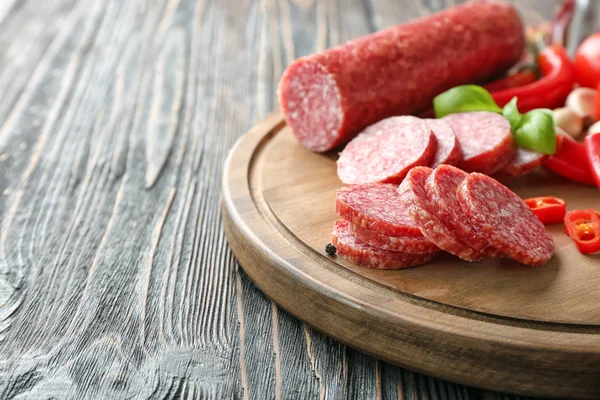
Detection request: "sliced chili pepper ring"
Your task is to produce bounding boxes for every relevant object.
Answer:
[564,209,600,254]
[524,196,566,224]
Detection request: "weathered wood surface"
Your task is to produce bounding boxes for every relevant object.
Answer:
[0,0,559,398]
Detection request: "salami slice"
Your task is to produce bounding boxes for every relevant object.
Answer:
[496,148,545,178]
[457,173,555,266]
[397,167,483,261]
[424,165,500,256]
[426,119,462,167]
[337,116,436,184]
[350,224,439,254]
[335,183,423,237]
[443,112,515,175]
[332,220,436,269]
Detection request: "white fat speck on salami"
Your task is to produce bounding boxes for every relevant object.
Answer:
[335,183,423,237]
[332,220,437,269]
[443,111,515,175]
[457,173,554,266]
[425,119,462,167]
[337,116,436,184]
[425,165,499,256]
[349,223,440,254]
[398,167,483,261]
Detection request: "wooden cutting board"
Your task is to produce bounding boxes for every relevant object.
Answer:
[221,112,600,399]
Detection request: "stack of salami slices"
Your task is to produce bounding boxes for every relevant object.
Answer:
[333,184,440,269]
[332,165,555,269]
[337,112,545,185]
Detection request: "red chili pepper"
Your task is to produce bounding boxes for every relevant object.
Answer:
[595,82,600,118]
[492,45,576,112]
[484,70,538,92]
[564,209,600,254]
[524,196,566,224]
[584,131,600,189]
[597,81,600,120]
[543,134,596,185]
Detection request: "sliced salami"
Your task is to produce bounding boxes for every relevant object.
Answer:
[425,165,500,256]
[496,148,545,178]
[397,167,483,262]
[337,116,436,184]
[332,220,437,269]
[425,119,462,167]
[443,112,515,175]
[335,183,424,238]
[457,173,555,266]
[350,224,439,254]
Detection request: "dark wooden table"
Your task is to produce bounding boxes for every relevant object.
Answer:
[0,0,559,398]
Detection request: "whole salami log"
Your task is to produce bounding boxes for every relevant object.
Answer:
[278,1,525,152]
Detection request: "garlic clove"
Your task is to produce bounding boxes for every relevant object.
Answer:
[553,107,584,139]
[566,87,597,128]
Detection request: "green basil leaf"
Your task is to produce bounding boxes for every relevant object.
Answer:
[513,108,557,155]
[502,97,522,132]
[434,85,502,118]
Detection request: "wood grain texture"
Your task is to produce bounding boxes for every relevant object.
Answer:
[0,0,559,398]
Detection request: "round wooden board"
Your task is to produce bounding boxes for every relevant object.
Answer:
[222,112,600,399]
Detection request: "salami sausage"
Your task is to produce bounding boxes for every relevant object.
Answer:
[335,183,422,237]
[425,165,499,256]
[426,119,462,167]
[350,224,439,254]
[398,167,483,261]
[496,148,545,178]
[337,116,436,184]
[457,173,555,266]
[332,220,437,269]
[443,111,515,175]
[278,1,525,152]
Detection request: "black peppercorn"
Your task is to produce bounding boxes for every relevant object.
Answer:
[325,243,337,256]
